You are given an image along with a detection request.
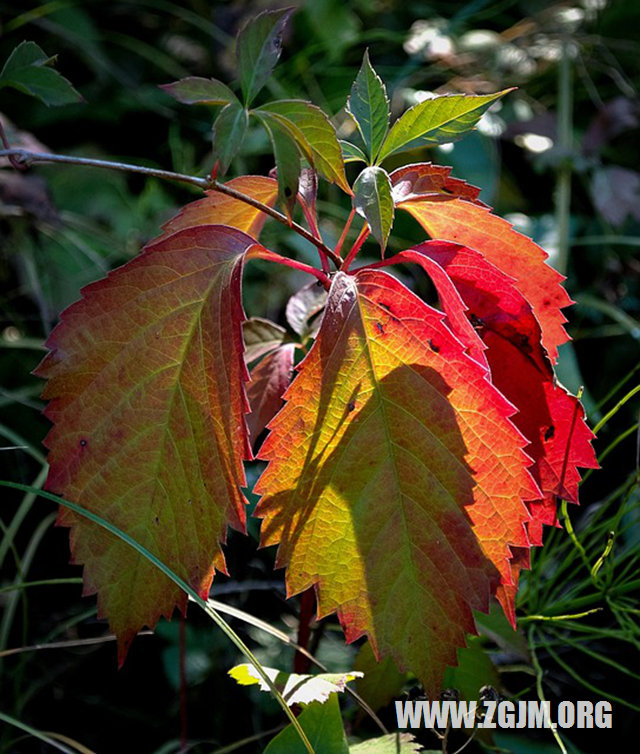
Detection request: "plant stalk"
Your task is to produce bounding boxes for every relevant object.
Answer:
[555,35,573,277]
[0,146,341,269]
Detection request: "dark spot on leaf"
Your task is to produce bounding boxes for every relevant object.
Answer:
[284,186,293,197]
[154,516,159,525]
[79,438,87,447]
[347,402,356,412]
[428,339,440,353]
[380,302,392,312]
[376,322,384,334]
[544,425,555,441]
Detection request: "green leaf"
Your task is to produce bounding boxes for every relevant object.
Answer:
[378,89,512,162]
[264,694,349,754]
[0,40,82,107]
[352,166,394,250]
[340,140,368,164]
[442,636,501,701]
[229,664,362,706]
[257,115,301,218]
[350,733,422,753]
[0,40,51,72]
[212,102,249,175]
[257,100,350,193]
[236,7,295,106]
[159,76,237,105]
[346,50,389,163]
[353,641,407,713]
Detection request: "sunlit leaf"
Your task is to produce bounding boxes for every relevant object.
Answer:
[340,140,368,164]
[346,50,389,163]
[257,100,350,193]
[255,270,538,695]
[297,168,318,224]
[229,663,362,706]
[353,166,394,250]
[391,164,572,363]
[378,90,512,162]
[350,734,422,753]
[390,162,484,205]
[161,176,278,241]
[236,7,294,105]
[35,225,265,662]
[392,242,597,553]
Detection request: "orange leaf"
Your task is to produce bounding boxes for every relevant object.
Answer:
[254,269,538,695]
[391,163,571,363]
[161,175,278,240]
[401,242,598,545]
[36,225,262,662]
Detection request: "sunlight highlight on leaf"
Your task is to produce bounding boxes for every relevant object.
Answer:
[35,225,265,661]
[255,269,538,694]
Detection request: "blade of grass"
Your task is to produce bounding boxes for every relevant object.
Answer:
[528,627,568,754]
[0,631,154,659]
[557,631,640,681]
[0,710,81,754]
[0,512,56,667]
[0,465,47,570]
[593,383,640,435]
[0,578,83,595]
[0,481,315,754]
[543,639,640,711]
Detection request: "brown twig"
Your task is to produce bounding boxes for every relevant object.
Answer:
[0,146,342,269]
[0,122,28,171]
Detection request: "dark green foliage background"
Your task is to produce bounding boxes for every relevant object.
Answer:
[1,1,638,752]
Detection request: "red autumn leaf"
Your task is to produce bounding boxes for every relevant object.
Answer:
[390,162,484,205]
[161,175,278,239]
[390,163,572,363]
[386,241,597,549]
[254,269,538,695]
[246,343,295,447]
[35,225,264,662]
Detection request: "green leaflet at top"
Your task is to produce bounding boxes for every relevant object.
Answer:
[236,7,295,106]
[346,50,389,164]
[377,89,512,161]
[211,101,249,175]
[352,166,394,250]
[0,40,82,106]
[256,100,350,193]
